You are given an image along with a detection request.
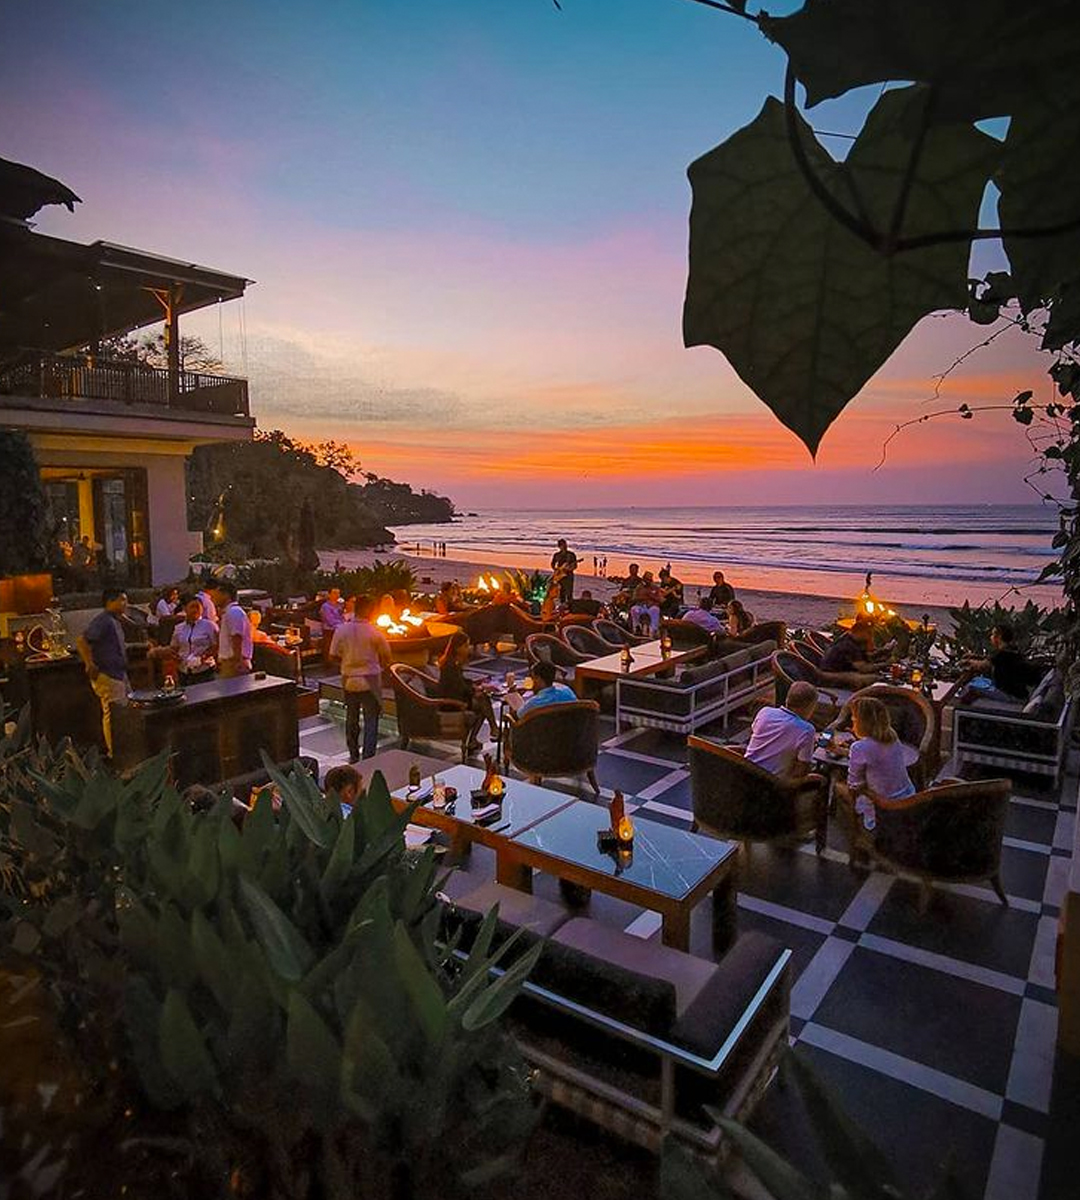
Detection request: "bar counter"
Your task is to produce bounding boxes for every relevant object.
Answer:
[112,674,299,788]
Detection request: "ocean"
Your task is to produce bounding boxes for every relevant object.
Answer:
[387,504,1064,610]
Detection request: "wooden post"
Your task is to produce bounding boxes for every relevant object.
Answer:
[165,283,182,407]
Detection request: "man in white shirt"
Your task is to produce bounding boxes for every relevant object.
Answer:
[682,595,724,634]
[196,585,218,625]
[169,595,219,683]
[744,681,819,781]
[211,580,253,678]
[330,596,392,761]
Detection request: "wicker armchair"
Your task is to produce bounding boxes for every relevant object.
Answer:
[791,638,823,667]
[388,663,472,762]
[805,630,834,657]
[739,620,787,649]
[687,736,828,853]
[507,699,601,793]
[524,633,588,679]
[563,625,613,658]
[770,651,846,728]
[866,778,1012,908]
[594,619,649,648]
[660,618,715,652]
[833,684,938,789]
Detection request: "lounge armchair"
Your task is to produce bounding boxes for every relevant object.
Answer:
[444,883,791,1159]
[687,736,828,853]
[862,777,1012,908]
[524,633,589,679]
[791,638,823,667]
[739,620,786,649]
[563,624,613,658]
[616,643,775,736]
[832,684,937,789]
[954,668,1073,783]
[388,663,472,762]
[444,602,553,650]
[507,699,601,793]
[805,629,834,657]
[770,650,847,728]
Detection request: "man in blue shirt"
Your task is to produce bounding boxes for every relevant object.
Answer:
[76,588,129,756]
[519,660,576,715]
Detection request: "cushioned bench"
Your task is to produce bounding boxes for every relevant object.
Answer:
[448,880,791,1158]
[615,641,775,735]
[955,668,1073,783]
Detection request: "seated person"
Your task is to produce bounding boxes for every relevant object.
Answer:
[518,659,576,715]
[320,588,346,635]
[819,617,885,687]
[248,608,273,645]
[611,563,643,607]
[434,637,498,753]
[630,571,663,635]
[744,681,819,781]
[657,567,684,617]
[707,570,735,610]
[568,588,603,618]
[435,580,466,616]
[727,598,754,637]
[682,594,724,634]
[492,580,522,606]
[376,592,399,621]
[835,696,915,832]
[962,622,1042,702]
[324,764,363,812]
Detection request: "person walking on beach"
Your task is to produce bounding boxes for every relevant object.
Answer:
[330,595,391,762]
[551,538,578,604]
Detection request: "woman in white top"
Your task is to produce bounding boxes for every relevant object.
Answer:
[151,586,180,626]
[839,696,915,831]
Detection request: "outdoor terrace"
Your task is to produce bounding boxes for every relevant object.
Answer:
[0,351,249,419]
[297,646,1075,1200]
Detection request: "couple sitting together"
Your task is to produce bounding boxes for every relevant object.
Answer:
[745,681,914,832]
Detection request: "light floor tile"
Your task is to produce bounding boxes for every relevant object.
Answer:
[1053,809,1075,851]
[637,769,689,802]
[640,799,694,822]
[799,1024,1004,1121]
[790,938,855,1021]
[1042,856,1070,909]
[737,894,836,937]
[1003,836,1052,856]
[1005,999,1058,1113]
[984,1123,1044,1200]
[1028,915,1059,990]
[838,872,894,931]
[623,911,663,940]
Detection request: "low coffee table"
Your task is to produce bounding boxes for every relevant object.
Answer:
[502,802,738,952]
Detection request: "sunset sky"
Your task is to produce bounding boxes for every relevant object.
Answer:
[1,0,1053,508]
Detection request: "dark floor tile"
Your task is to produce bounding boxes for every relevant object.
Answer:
[814,946,1021,1093]
[738,845,866,923]
[610,728,688,764]
[594,752,674,797]
[1000,844,1050,902]
[727,906,828,982]
[867,878,1039,978]
[634,804,693,831]
[1005,803,1058,846]
[749,1042,998,1200]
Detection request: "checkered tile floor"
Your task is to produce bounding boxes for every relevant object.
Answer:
[299,652,1074,1200]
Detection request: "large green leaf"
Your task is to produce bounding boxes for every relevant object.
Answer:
[239,876,316,982]
[190,909,236,1011]
[997,78,1080,349]
[391,919,448,1049]
[762,0,1080,122]
[683,90,996,454]
[158,989,218,1100]
[285,991,342,1122]
[460,940,543,1032]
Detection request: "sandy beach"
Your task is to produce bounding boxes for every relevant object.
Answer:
[319,546,955,632]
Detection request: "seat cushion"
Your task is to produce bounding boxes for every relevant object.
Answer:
[454,881,573,941]
[669,931,786,1059]
[551,917,718,1017]
[681,660,727,687]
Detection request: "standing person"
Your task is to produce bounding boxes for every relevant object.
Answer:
[211,580,253,678]
[551,538,578,605]
[169,595,218,684]
[196,580,218,625]
[76,588,129,756]
[330,595,392,762]
[71,536,93,587]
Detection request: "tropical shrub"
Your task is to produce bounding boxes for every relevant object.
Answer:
[0,719,540,1199]
[942,600,1066,663]
[321,559,418,601]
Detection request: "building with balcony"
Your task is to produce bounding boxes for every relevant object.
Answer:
[0,161,254,587]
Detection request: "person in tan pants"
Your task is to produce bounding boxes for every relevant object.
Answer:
[76,588,130,756]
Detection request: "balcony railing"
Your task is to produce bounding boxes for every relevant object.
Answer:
[0,352,250,418]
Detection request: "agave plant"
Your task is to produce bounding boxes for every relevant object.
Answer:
[0,729,540,1199]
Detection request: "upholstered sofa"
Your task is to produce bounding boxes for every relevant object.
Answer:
[615,641,775,735]
[954,668,1073,783]
[445,880,791,1159]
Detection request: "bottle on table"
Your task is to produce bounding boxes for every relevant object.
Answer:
[408,763,421,790]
